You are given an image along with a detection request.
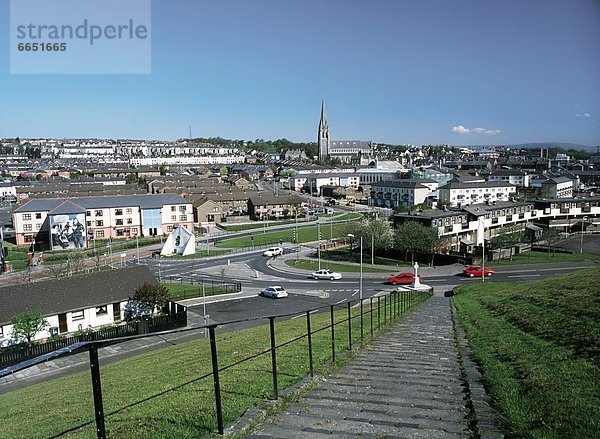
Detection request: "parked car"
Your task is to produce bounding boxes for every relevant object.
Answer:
[263,247,284,257]
[388,272,422,285]
[312,269,342,280]
[463,265,495,278]
[260,286,288,298]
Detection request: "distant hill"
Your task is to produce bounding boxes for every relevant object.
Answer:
[459,143,598,153]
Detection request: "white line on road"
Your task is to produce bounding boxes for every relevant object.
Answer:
[507,274,541,278]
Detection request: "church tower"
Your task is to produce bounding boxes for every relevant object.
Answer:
[318,97,330,161]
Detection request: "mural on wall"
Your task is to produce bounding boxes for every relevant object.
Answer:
[50,213,86,250]
[161,225,194,256]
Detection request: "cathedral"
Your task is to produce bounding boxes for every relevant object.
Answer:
[318,98,374,163]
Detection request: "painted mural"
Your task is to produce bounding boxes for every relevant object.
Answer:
[50,213,86,250]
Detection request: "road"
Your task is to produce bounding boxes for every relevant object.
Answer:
[129,249,598,329]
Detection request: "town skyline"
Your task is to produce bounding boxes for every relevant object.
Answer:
[1,0,599,145]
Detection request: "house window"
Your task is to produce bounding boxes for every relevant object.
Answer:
[166,225,173,232]
[35,223,42,230]
[23,213,31,220]
[171,215,176,221]
[87,211,91,217]
[95,210,103,216]
[96,306,108,316]
[87,221,92,227]
[24,235,34,242]
[115,209,123,216]
[23,224,32,231]
[72,310,84,320]
[35,213,42,219]
[126,208,132,214]
[96,220,104,227]
[96,230,105,238]
[131,228,138,235]
[179,205,186,212]
[180,215,187,221]
[116,219,124,226]
[171,206,176,212]
[127,218,133,224]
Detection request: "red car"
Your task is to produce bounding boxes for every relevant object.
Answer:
[463,266,495,278]
[388,272,422,285]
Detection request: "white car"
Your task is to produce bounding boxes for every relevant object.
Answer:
[260,286,289,298]
[311,269,342,280]
[263,247,284,257]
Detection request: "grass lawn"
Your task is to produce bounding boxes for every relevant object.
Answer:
[285,258,393,273]
[218,217,316,231]
[216,222,358,249]
[0,291,428,438]
[452,268,600,438]
[488,250,600,265]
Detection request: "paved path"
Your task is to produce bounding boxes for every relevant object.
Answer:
[246,296,502,438]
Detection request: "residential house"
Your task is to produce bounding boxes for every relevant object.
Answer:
[0,266,159,345]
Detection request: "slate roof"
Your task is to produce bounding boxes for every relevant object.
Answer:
[371,179,437,189]
[439,180,515,190]
[13,194,189,213]
[0,266,157,324]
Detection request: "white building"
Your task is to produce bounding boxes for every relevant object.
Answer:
[438,179,516,207]
[370,179,438,208]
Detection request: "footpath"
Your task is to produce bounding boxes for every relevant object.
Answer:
[245,296,503,439]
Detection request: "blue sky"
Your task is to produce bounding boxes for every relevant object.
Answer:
[1,0,599,146]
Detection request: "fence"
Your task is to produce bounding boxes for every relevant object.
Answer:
[0,288,431,439]
[0,310,187,369]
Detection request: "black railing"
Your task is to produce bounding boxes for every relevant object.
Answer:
[0,288,432,439]
[0,311,187,369]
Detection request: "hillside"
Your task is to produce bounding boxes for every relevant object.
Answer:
[453,267,600,438]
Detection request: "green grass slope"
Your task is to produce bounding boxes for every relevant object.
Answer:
[453,267,600,438]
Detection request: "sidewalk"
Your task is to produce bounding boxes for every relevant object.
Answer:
[244,296,503,438]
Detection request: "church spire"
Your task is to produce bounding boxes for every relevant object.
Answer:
[318,97,330,161]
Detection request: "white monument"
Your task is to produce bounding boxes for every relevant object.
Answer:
[160,225,195,257]
[397,262,433,293]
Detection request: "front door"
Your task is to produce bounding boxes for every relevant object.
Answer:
[58,313,67,333]
[113,302,122,322]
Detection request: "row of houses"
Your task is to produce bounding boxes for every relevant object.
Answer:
[394,197,600,253]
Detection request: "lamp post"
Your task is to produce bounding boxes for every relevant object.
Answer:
[348,233,364,339]
[580,216,588,254]
[317,222,321,270]
[479,218,486,284]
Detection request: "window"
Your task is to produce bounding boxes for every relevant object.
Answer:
[95,306,108,316]
[96,230,105,238]
[23,213,31,220]
[115,209,123,216]
[23,224,32,231]
[130,228,138,235]
[87,221,92,227]
[35,223,42,230]
[87,211,91,217]
[35,213,42,219]
[171,206,176,212]
[24,235,34,242]
[96,220,104,227]
[166,225,173,232]
[95,210,103,216]
[180,215,187,221]
[126,218,133,224]
[171,215,177,221]
[179,205,186,212]
[126,208,132,214]
[72,310,84,320]
[116,219,124,226]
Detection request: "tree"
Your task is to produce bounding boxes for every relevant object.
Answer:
[10,311,49,344]
[542,228,560,256]
[132,282,169,315]
[393,221,439,265]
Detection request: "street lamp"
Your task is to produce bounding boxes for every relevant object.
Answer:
[348,233,364,340]
[317,222,321,270]
[478,217,486,283]
[580,216,588,254]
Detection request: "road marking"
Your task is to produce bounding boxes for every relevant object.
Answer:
[507,274,541,278]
